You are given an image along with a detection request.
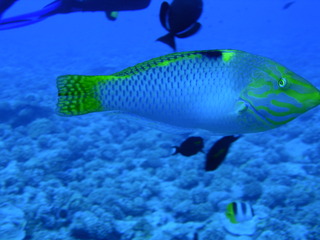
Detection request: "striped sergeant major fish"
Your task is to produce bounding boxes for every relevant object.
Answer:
[226,201,254,224]
[56,49,320,135]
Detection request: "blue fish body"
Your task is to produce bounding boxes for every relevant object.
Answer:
[57,49,320,135]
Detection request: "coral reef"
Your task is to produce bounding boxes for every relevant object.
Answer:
[0,204,26,240]
[1,1,319,239]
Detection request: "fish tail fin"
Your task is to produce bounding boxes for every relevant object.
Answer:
[157,33,176,51]
[57,75,107,116]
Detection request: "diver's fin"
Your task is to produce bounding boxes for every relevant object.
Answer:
[176,22,201,38]
[57,75,107,116]
[106,11,118,21]
[159,1,170,30]
[157,33,176,51]
[0,0,61,30]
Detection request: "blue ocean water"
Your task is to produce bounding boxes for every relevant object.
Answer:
[0,0,320,239]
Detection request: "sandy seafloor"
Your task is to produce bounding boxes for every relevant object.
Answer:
[0,0,320,239]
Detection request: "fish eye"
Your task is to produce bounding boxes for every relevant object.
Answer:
[278,78,287,88]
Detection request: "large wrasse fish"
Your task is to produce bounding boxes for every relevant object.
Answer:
[57,49,320,135]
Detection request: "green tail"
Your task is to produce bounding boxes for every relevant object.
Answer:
[57,75,106,116]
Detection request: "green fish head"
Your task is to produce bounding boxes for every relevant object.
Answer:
[240,61,320,130]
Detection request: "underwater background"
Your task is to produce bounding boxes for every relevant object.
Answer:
[1,0,320,239]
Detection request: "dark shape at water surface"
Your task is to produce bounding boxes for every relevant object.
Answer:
[0,0,151,30]
[282,1,295,10]
[157,0,203,50]
[205,135,241,171]
[172,136,204,157]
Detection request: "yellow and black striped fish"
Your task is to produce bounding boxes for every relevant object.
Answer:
[226,201,254,224]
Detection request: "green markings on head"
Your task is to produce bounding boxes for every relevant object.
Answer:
[242,60,320,127]
[254,105,295,125]
[57,75,110,116]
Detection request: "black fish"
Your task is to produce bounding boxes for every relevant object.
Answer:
[0,0,151,30]
[205,135,241,171]
[172,136,204,157]
[282,1,295,10]
[157,0,203,50]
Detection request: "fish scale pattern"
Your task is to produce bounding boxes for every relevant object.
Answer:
[99,51,242,130]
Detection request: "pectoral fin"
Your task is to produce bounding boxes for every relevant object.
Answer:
[235,100,248,114]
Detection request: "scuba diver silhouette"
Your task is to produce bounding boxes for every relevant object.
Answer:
[0,0,151,30]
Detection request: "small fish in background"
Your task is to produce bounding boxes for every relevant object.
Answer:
[226,201,254,224]
[205,135,241,171]
[0,0,151,30]
[157,0,203,50]
[282,1,295,10]
[172,136,204,156]
[193,232,199,240]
